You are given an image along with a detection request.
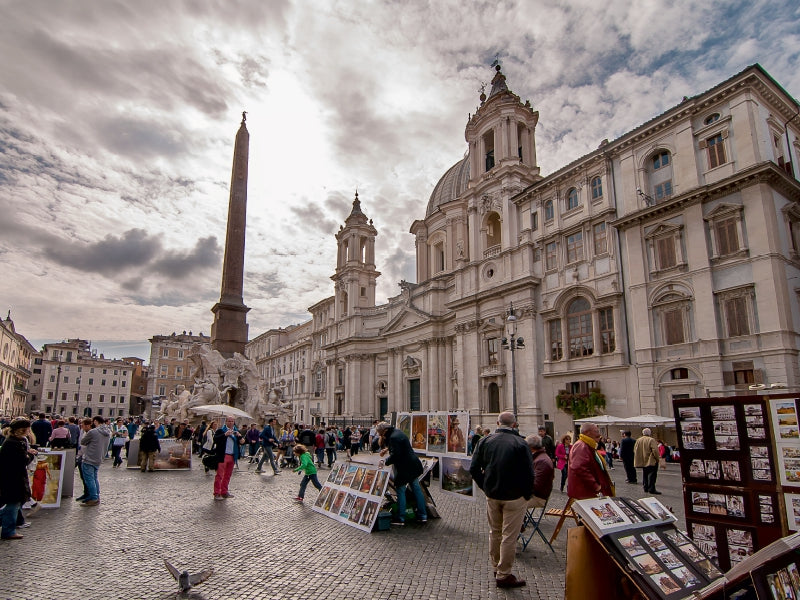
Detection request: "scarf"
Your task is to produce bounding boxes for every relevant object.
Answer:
[579,433,608,472]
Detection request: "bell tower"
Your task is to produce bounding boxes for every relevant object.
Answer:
[332,192,380,320]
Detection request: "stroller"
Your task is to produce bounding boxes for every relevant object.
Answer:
[279,443,299,469]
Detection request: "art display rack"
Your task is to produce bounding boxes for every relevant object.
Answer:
[673,394,800,573]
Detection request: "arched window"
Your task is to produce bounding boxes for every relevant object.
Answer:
[566,188,579,211]
[704,113,720,125]
[485,212,501,251]
[544,200,554,221]
[648,150,673,201]
[567,297,593,358]
[483,130,495,172]
[591,176,603,199]
[488,382,500,413]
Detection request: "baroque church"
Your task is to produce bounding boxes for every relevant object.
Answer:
[246,63,800,435]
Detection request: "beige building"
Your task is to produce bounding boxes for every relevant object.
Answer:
[0,312,36,416]
[31,340,135,419]
[146,331,210,406]
[247,64,800,435]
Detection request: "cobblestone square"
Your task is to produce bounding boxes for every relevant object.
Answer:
[0,456,686,600]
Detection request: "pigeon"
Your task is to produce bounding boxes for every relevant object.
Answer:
[164,559,214,592]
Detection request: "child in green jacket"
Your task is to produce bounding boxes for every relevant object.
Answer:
[293,444,322,502]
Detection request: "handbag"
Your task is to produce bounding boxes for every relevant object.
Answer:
[202,454,221,471]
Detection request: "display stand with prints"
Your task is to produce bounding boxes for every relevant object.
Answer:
[311,462,392,532]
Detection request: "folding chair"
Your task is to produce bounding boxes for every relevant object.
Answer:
[518,499,555,553]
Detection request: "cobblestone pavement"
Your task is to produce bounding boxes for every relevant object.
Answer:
[0,456,686,600]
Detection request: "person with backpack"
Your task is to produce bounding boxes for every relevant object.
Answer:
[255,418,280,475]
[324,427,337,468]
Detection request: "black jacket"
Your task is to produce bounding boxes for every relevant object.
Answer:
[0,436,33,504]
[541,434,556,461]
[383,427,423,487]
[470,428,534,501]
[31,419,52,446]
[139,427,161,453]
[619,436,636,461]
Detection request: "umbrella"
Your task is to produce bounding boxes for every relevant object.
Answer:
[574,415,625,424]
[189,404,253,420]
[620,414,676,428]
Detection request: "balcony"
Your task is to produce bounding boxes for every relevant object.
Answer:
[484,244,501,259]
[480,363,506,378]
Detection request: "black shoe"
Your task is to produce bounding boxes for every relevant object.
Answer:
[650,490,662,495]
[496,574,526,588]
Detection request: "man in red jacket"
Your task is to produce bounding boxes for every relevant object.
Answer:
[567,422,614,500]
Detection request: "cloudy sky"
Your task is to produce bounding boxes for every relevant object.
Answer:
[2,0,799,361]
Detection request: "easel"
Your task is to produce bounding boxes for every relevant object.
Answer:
[547,497,578,543]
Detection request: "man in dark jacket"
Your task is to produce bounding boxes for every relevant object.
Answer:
[470,412,533,589]
[525,434,555,507]
[139,424,161,472]
[30,413,52,447]
[256,418,281,475]
[377,421,427,525]
[619,430,637,484]
[538,426,556,463]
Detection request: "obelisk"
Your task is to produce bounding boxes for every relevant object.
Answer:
[211,111,251,357]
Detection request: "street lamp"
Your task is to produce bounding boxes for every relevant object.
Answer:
[502,302,525,417]
[52,350,63,416]
[74,376,82,415]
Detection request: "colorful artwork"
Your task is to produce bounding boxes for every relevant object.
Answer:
[619,535,646,557]
[397,413,411,440]
[785,494,800,532]
[426,413,447,454]
[28,451,66,508]
[446,413,468,454]
[311,463,393,532]
[411,414,427,452]
[126,438,192,470]
[440,456,473,499]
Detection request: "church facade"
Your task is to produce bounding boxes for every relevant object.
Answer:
[247,64,800,436]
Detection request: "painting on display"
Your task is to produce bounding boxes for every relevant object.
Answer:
[411,414,427,452]
[440,456,474,500]
[785,494,800,532]
[446,413,468,454]
[396,413,411,440]
[426,413,447,454]
[768,399,800,488]
[126,438,192,470]
[311,463,392,532]
[28,450,66,508]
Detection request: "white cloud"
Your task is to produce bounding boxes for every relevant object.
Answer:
[1,0,798,358]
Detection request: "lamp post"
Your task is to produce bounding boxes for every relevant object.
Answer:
[74,376,81,416]
[52,350,63,416]
[502,302,525,418]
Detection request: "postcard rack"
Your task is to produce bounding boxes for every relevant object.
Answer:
[673,395,799,572]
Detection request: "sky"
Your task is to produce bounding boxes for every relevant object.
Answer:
[2,0,800,361]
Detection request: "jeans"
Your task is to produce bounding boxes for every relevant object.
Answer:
[396,477,427,521]
[1,502,21,538]
[298,474,322,498]
[111,444,124,466]
[325,447,336,466]
[257,445,279,473]
[81,462,100,501]
[560,466,568,492]
[249,442,259,456]
[623,457,637,482]
[315,448,325,466]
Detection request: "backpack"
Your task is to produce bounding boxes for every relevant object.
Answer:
[327,432,337,446]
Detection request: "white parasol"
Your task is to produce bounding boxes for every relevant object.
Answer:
[189,404,253,420]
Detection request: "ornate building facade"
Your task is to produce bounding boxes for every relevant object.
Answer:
[0,312,36,416]
[247,64,800,435]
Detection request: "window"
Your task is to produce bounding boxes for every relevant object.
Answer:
[101,379,106,386]
[591,176,603,199]
[61,392,67,401]
[566,231,583,263]
[706,133,726,168]
[97,408,103,416]
[664,308,685,345]
[599,307,615,353]
[545,241,558,270]
[544,200,554,221]
[653,151,670,170]
[360,286,366,297]
[655,181,673,200]
[50,375,55,382]
[714,216,739,256]
[484,130,495,172]
[549,320,563,360]
[567,298,593,358]
[158,386,165,396]
[531,211,538,231]
[734,369,755,385]
[175,367,182,375]
[64,376,69,384]
[656,236,677,269]
[338,368,344,386]
[704,113,720,125]
[487,338,500,365]
[112,380,117,387]
[47,391,54,400]
[178,350,184,359]
[111,395,116,403]
[566,188,579,211]
[593,222,607,255]
[487,382,500,413]
[434,241,445,273]
[102,369,107,374]
[99,395,105,403]
[409,378,420,412]
[671,368,689,380]
[718,287,755,338]
[162,349,169,357]
[113,370,118,375]
[88,378,93,385]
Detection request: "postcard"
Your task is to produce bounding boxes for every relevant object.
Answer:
[656,549,683,569]
[726,495,745,518]
[692,491,710,513]
[715,434,740,451]
[679,406,701,419]
[704,460,721,479]
[650,573,681,594]
[689,459,706,478]
[677,542,703,562]
[721,460,741,481]
[691,523,716,542]
[619,535,647,557]
[635,553,663,575]
[642,531,667,551]
[751,445,769,458]
[711,405,736,420]
[744,404,763,417]
[708,493,727,516]
[671,566,700,587]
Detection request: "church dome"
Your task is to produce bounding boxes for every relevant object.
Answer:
[425,156,470,217]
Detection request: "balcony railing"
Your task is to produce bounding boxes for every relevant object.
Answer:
[484,244,501,259]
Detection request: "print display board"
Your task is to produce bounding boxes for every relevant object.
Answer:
[768,398,800,536]
[29,450,67,508]
[396,411,469,457]
[674,395,793,572]
[312,462,391,532]
[126,438,193,470]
